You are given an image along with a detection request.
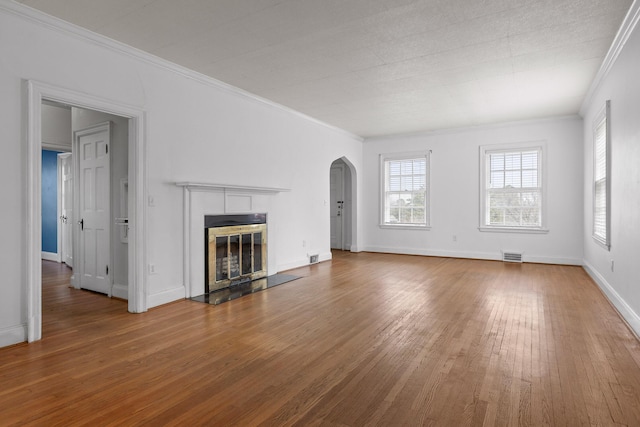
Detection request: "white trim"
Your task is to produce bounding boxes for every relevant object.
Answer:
[524,255,581,265]
[112,283,128,300]
[43,141,72,152]
[0,324,27,348]
[332,156,360,258]
[41,251,58,262]
[364,245,500,260]
[26,80,42,344]
[583,260,640,338]
[0,0,362,143]
[362,246,582,266]
[175,182,290,194]
[364,115,581,142]
[580,1,640,115]
[379,224,431,231]
[277,251,333,272]
[478,226,549,234]
[147,286,186,309]
[56,153,64,264]
[592,237,610,251]
[26,80,147,343]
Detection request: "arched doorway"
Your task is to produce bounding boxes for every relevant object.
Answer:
[330,157,356,251]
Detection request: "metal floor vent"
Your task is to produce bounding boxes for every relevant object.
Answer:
[502,251,523,263]
[309,254,319,264]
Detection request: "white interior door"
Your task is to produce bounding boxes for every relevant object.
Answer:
[77,123,111,294]
[330,164,344,250]
[58,152,73,268]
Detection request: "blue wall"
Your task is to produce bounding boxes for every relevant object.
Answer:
[42,150,61,253]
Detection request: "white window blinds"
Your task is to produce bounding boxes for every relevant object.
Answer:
[484,148,542,228]
[382,155,428,226]
[593,101,610,247]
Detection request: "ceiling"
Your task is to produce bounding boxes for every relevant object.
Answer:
[17,0,633,138]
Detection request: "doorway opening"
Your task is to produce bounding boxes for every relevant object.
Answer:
[27,80,146,342]
[330,157,356,252]
[42,103,130,298]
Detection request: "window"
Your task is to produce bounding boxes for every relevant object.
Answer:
[480,143,546,232]
[381,153,429,228]
[593,101,610,249]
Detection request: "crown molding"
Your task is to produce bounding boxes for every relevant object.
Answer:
[0,0,363,142]
[580,0,640,115]
[364,114,581,142]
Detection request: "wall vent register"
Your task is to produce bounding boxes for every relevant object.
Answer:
[502,251,523,263]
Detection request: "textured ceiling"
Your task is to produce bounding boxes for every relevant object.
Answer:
[17,0,633,137]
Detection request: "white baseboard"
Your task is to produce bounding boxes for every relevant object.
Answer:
[362,246,500,261]
[583,260,640,338]
[319,251,332,263]
[111,283,128,300]
[41,251,59,262]
[277,251,332,272]
[524,255,582,266]
[147,285,186,309]
[361,246,582,265]
[0,324,27,348]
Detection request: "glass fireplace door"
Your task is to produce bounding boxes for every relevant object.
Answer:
[207,224,267,292]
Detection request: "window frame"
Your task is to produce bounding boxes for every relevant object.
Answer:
[379,151,431,230]
[479,142,548,234]
[592,100,611,250]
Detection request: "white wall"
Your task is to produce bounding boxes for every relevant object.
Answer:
[72,107,129,299]
[0,3,363,347]
[581,8,640,335]
[362,117,584,264]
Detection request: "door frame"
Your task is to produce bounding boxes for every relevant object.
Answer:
[330,157,358,252]
[26,79,147,342]
[57,152,72,266]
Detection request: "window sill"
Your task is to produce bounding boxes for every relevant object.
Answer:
[478,226,549,234]
[592,236,611,251]
[380,224,431,231]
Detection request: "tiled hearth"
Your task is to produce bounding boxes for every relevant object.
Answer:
[191,273,300,305]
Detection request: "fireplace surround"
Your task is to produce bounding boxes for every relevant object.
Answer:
[176,182,290,299]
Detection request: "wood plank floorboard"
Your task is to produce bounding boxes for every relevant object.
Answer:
[2,252,640,425]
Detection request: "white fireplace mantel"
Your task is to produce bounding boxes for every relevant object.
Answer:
[176,182,290,298]
[175,182,290,194]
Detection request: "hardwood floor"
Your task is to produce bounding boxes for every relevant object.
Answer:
[2,253,640,426]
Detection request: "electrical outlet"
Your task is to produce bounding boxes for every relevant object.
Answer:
[149,264,156,274]
[148,195,155,207]
[452,235,457,242]
[302,240,306,247]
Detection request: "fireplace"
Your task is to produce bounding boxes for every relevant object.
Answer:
[204,214,267,293]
